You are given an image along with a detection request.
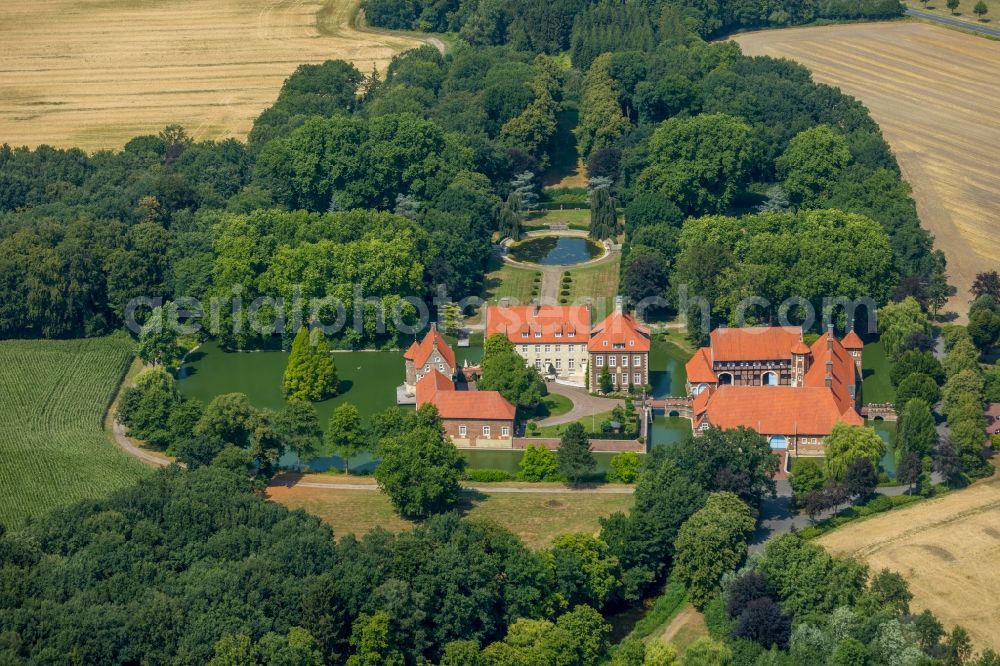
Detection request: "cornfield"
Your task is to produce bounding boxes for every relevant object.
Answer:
[0,336,149,529]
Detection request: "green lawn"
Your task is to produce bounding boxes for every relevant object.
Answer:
[531,409,617,438]
[532,393,573,419]
[862,340,897,404]
[0,337,150,529]
[565,260,620,320]
[482,261,539,306]
[525,208,591,230]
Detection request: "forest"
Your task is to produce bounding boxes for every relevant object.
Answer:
[0,15,943,344]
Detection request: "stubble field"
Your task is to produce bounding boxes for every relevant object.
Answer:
[0,0,421,151]
[819,474,1000,650]
[734,22,1000,319]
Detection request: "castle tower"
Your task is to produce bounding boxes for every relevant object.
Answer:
[790,339,810,387]
[841,329,864,375]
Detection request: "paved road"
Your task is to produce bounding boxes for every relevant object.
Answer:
[536,382,624,427]
[905,7,1000,38]
[749,480,913,551]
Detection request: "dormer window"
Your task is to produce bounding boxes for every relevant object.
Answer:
[629,340,634,347]
[534,330,542,338]
[568,331,575,337]
[603,341,608,347]
[555,332,562,338]
[521,331,528,338]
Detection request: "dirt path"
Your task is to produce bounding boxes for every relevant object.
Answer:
[111,420,171,468]
[656,604,707,648]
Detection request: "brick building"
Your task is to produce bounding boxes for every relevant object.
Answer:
[587,306,651,392]
[685,326,865,466]
[403,323,456,395]
[415,370,516,448]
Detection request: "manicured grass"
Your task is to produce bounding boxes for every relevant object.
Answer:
[533,393,573,419]
[532,410,617,438]
[861,340,896,404]
[565,260,620,320]
[266,483,634,549]
[482,262,539,307]
[905,0,1000,26]
[525,208,591,230]
[0,337,150,529]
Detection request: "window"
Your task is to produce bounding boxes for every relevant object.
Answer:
[535,359,541,369]
[596,355,604,367]
[521,345,528,352]
[501,426,510,437]
[555,344,561,352]
[458,425,467,437]
[568,358,575,370]
[609,356,616,367]
[521,332,528,338]
[603,340,608,347]
[424,365,430,372]
[483,425,491,437]
[555,359,562,369]
[633,355,641,367]
[568,331,575,337]
[535,345,540,353]
[438,364,444,371]
[611,374,617,386]
[634,373,641,385]
[629,340,635,347]
[534,331,542,338]
[555,332,562,338]
[621,355,628,367]
[544,344,550,352]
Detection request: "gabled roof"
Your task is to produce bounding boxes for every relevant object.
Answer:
[404,326,456,369]
[588,311,651,352]
[841,329,864,349]
[805,332,859,416]
[685,348,718,384]
[486,305,591,345]
[415,370,516,421]
[692,385,863,435]
[709,326,803,362]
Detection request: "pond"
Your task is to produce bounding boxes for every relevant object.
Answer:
[870,419,898,479]
[507,235,603,265]
[176,339,483,472]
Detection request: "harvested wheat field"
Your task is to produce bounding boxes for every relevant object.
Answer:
[735,23,1000,319]
[0,0,421,151]
[819,474,1000,650]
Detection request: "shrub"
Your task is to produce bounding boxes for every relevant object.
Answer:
[560,289,571,296]
[465,468,514,482]
[518,444,559,481]
[608,451,642,483]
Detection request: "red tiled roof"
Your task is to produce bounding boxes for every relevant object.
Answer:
[709,326,803,362]
[685,348,717,384]
[404,326,456,370]
[486,305,591,344]
[841,330,864,349]
[791,340,811,355]
[588,311,651,352]
[805,332,859,416]
[415,370,516,421]
[694,385,863,435]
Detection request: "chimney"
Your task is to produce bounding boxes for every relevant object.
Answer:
[825,360,833,387]
[500,297,509,309]
[827,323,834,351]
[615,295,623,315]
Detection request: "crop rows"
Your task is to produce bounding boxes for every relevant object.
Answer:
[0,337,149,529]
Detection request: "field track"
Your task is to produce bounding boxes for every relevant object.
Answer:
[735,22,1000,319]
[0,0,422,151]
[0,338,148,529]
[819,473,1000,650]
